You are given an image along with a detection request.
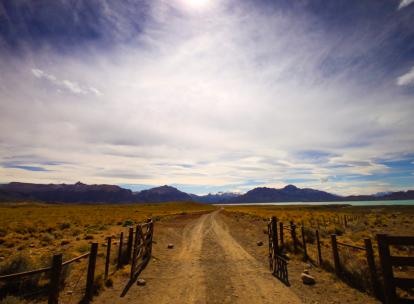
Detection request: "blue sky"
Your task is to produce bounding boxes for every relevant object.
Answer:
[0,0,413,195]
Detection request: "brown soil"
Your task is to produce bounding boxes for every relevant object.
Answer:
[95,210,380,304]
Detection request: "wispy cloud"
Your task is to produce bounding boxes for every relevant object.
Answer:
[399,0,414,9]
[0,0,413,195]
[397,66,414,86]
[31,69,102,96]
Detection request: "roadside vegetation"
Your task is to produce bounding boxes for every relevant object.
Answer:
[0,202,216,301]
[224,204,414,300]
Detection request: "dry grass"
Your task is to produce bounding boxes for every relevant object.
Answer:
[224,204,414,298]
[0,201,216,301]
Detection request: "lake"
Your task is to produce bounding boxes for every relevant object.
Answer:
[217,200,414,206]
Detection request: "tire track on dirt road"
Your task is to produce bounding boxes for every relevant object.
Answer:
[210,211,302,304]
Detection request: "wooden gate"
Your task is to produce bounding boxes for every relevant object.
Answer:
[268,217,289,285]
[377,234,414,304]
[130,219,154,280]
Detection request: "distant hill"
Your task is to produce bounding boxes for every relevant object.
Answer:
[0,182,134,203]
[0,182,413,204]
[226,185,341,203]
[134,185,193,203]
[0,182,193,204]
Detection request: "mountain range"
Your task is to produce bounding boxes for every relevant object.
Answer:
[0,182,413,204]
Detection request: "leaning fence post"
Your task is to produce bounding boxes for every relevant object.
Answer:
[48,253,63,304]
[301,225,308,260]
[331,234,341,276]
[130,224,141,280]
[117,232,124,269]
[271,216,278,255]
[104,237,112,280]
[279,222,284,249]
[84,243,98,303]
[316,230,322,266]
[126,227,134,264]
[290,221,298,253]
[364,238,381,300]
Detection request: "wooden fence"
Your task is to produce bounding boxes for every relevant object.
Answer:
[270,215,414,302]
[0,244,96,304]
[0,218,154,303]
[377,234,414,304]
[330,234,381,299]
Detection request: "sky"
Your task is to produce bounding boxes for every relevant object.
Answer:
[0,0,414,196]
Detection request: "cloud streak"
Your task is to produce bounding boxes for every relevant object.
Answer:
[31,69,102,96]
[399,0,414,9]
[397,66,414,86]
[0,0,413,195]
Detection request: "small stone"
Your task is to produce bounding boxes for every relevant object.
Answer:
[256,241,263,246]
[167,244,174,249]
[303,269,309,274]
[29,244,35,248]
[137,278,146,286]
[67,290,73,295]
[301,273,316,285]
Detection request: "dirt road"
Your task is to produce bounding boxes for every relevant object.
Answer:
[97,210,301,304]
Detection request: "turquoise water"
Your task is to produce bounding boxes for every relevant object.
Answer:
[217,200,414,206]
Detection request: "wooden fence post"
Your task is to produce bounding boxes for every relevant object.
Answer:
[48,253,63,304]
[126,227,134,264]
[104,237,111,280]
[117,232,123,269]
[279,222,284,250]
[344,215,347,227]
[331,234,341,276]
[271,216,278,255]
[290,221,298,253]
[377,234,395,304]
[364,238,381,299]
[316,230,322,266]
[301,225,307,260]
[84,243,98,303]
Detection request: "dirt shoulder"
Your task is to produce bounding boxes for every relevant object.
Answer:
[95,210,380,304]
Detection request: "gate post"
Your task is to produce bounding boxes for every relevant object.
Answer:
[364,238,381,300]
[377,234,396,304]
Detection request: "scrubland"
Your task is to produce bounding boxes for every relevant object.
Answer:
[0,202,216,302]
[224,204,414,299]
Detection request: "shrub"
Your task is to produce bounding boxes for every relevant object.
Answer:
[0,254,42,298]
[93,274,105,295]
[0,228,8,237]
[76,243,90,253]
[58,222,71,230]
[1,295,24,304]
[122,219,134,227]
[41,233,54,243]
[105,277,114,288]
[334,226,345,236]
[303,228,315,244]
